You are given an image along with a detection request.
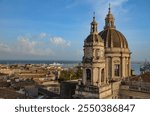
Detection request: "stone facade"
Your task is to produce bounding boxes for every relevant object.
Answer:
[74,6,131,99]
[82,16,106,87]
[73,6,150,99]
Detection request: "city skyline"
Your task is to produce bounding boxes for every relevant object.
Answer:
[0,0,150,61]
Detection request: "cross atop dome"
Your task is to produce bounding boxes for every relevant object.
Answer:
[93,12,95,18]
[108,3,111,14]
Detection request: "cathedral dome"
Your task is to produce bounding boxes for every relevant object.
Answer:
[99,29,128,48]
[85,34,103,43]
[99,5,128,48]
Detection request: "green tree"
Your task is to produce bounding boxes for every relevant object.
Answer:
[59,68,83,82]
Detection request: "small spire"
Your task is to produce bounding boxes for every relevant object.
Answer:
[93,12,95,17]
[92,12,97,23]
[93,12,95,21]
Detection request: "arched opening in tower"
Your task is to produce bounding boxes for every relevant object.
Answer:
[101,69,105,82]
[86,69,91,81]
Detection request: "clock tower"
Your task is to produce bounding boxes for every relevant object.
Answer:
[82,15,107,86]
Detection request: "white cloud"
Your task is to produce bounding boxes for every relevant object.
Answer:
[0,32,75,60]
[87,0,129,27]
[0,42,11,53]
[38,32,47,39]
[0,34,55,60]
[50,36,71,47]
[88,0,128,15]
[0,33,74,60]
[17,37,37,55]
[16,36,54,56]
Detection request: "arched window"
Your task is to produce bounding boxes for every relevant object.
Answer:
[114,64,120,76]
[101,69,104,82]
[86,69,91,81]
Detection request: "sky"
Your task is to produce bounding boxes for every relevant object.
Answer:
[0,0,150,61]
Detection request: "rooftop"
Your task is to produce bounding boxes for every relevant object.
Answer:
[129,72,150,83]
[0,88,27,99]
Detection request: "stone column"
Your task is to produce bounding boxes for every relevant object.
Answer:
[99,68,101,86]
[111,57,114,79]
[128,57,131,76]
[126,58,128,77]
[104,68,106,84]
[91,67,93,85]
[106,57,108,82]
[97,68,100,85]
[83,67,86,85]
[121,57,125,78]
[108,57,111,81]
[92,67,95,85]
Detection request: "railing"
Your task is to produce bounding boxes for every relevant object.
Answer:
[121,81,150,93]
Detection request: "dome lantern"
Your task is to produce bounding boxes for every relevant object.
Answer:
[104,4,116,29]
[85,13,103,43]
[99,5,129,49]
[90,12,98,34]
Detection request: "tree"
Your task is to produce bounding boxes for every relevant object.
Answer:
[75,68,82,79]
[58,68,83,82]
[140,60,150,73]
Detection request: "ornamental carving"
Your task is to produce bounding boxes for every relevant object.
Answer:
[114,60,120,63]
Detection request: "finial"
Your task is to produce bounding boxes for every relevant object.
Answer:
[93,11,95,20]
[108,3,111,13]
[109,3,111,9]
[93,12,95,17]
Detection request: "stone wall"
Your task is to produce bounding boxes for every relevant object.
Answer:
[60,81,78,99]
[99,84,112,98]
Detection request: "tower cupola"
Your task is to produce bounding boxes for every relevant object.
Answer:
[104,4,116,29]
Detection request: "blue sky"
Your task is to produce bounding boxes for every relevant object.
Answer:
[0,0,150,61]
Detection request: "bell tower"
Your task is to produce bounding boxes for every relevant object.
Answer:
[82,14,107,86]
